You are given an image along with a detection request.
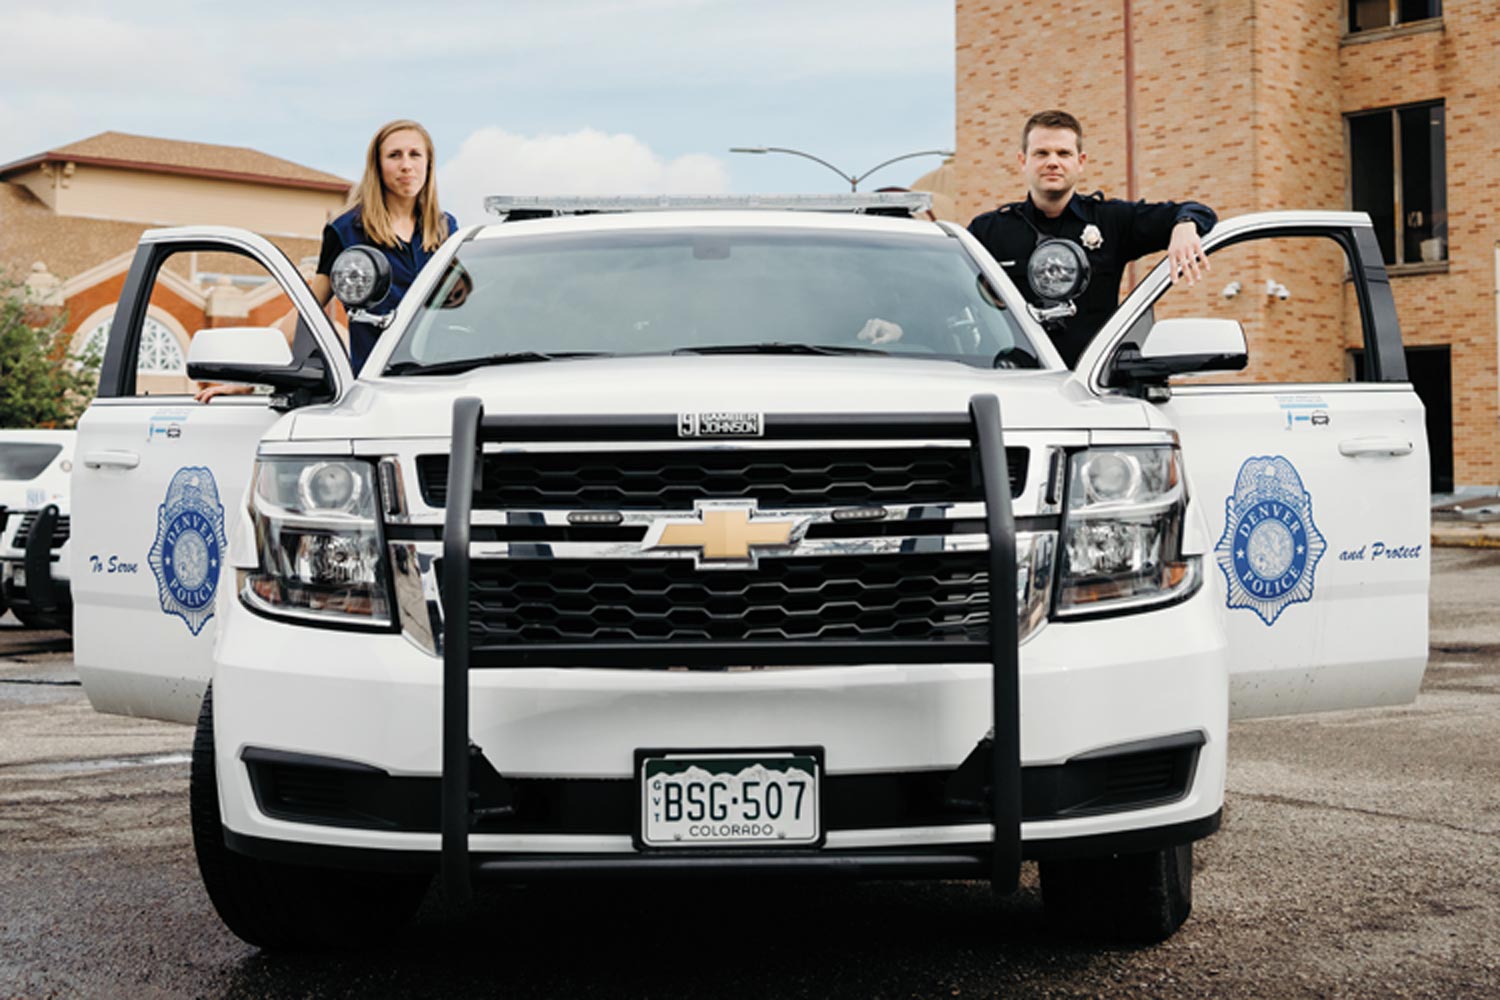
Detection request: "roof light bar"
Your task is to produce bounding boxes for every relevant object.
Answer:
[484,192,933,219]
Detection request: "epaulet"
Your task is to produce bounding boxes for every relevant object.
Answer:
[1084,190,1106,202]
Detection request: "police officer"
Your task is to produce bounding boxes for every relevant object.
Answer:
[196,119,455,401]
[317,119,457,374]
[968,109,1216,368]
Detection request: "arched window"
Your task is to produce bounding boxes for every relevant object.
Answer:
[83,315,187,374]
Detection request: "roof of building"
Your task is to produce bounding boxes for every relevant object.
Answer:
[0,131,351,193]
[910,158,960,222]
[0,181,321,290]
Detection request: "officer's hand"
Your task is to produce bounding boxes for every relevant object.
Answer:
[194,383,254,404]
[857,318,904,345]
[1167,221,1210,286]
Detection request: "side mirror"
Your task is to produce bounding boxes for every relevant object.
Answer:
[1109,317,1248,391]
[186,326,328,392]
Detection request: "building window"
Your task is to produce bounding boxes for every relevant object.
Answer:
[1348,0,1441,34]
[1347,102,1447,267]
[83,315,187,374]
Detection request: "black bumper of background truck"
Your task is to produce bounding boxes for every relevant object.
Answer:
[434,396,1024,900]
[1,504,71,627]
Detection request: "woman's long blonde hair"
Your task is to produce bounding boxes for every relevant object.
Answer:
[349,119,449,251]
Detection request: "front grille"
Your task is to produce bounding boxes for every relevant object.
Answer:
[465,553,989,648]
[13,513,70,550]
[418,447,1027,510]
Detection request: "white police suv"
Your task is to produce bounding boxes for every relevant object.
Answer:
[70,194,1429,949]
[0,429,75,629]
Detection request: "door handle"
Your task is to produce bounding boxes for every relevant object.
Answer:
[83,450,141,470]
[1338,437,1413,458]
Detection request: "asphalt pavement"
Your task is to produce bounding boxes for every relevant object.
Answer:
[0,548,1497,999]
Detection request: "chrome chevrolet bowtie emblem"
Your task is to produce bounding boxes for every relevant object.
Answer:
[643,501,807,568]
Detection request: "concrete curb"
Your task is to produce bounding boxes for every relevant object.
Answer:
[1432,523,1500,549]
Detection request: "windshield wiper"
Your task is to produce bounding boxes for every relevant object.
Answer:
[671,342,888,357]
[384,351,610,376]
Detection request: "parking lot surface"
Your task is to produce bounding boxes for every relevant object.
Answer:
[1,548,1497,999]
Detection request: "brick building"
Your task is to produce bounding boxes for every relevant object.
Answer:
[955,0,1497,494]
[0,132,350,395]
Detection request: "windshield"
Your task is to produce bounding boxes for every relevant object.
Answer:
[0,443,62,481]
[385,227,1041,373]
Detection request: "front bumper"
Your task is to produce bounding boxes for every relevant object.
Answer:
[212,581,1228,866]
[1,504,71,624]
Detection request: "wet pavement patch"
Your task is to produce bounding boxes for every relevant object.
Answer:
[1,752,192,777]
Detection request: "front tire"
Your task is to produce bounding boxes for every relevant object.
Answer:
[1039,842,1194,944]
[11,604,43,629]
[190,686,431,950]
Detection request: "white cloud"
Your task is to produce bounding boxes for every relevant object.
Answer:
[438,128,729,224]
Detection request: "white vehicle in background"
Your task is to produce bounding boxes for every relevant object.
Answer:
[70,194,1429,950]
[0,429,75,629]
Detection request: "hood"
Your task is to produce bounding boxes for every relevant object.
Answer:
[289,355,1151,441]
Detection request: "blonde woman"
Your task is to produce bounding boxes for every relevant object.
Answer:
[197,120,455,400]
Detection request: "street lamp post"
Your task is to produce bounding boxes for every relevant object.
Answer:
[729,146,954,191]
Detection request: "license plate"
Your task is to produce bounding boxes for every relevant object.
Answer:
[640,752,820,848]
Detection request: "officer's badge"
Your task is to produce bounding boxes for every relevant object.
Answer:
[148,466,228,637]
[1215,457,1326,626]
[1080,224,1103,250]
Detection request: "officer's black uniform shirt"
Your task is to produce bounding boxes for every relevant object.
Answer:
[967,193,1216,368]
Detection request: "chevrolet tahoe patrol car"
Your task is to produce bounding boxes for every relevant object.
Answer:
[69,194,1429,949]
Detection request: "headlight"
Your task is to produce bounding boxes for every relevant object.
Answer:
[242,457,392,626]
[1056,446,1199,615]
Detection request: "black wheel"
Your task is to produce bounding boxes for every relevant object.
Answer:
[190,686,431,950]
[1040,842,1194,944]
[11,604,44,629]
[12,603,71,632]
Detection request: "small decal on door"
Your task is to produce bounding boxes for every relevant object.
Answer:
[148,409,190,443]
[1215,456,1327,626]
[148,466,228,636]
[1276,394,1329,431]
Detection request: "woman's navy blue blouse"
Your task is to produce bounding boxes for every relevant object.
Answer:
[317,207,458,373]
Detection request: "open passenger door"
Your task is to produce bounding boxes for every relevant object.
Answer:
[1074,212,1429,720]
[71,228,352,723]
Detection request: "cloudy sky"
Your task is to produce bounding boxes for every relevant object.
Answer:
[0,0,955,224]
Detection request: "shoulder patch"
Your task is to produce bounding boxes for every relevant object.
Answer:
[148,466,229,637]
[1214,456,1327,626]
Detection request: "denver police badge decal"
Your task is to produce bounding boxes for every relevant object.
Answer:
[148,466,229,636]
[1214,456,1326,627]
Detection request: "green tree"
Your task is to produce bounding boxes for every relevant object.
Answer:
[0,275,98,428]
